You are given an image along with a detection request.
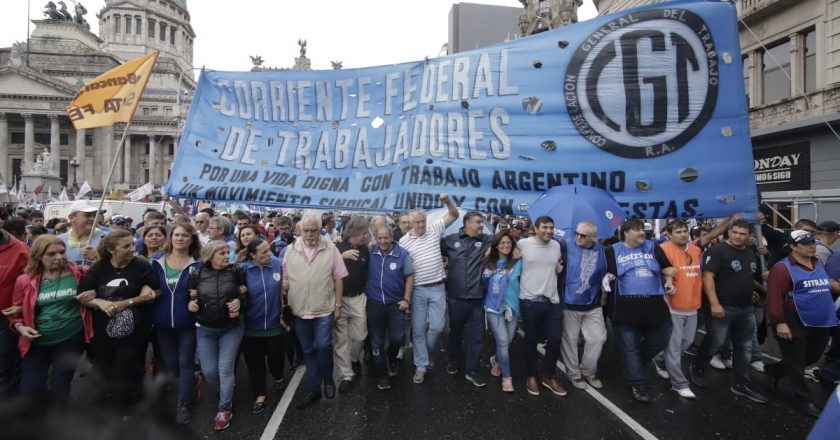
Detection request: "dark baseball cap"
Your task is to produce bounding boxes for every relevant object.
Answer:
[817,220,839,234]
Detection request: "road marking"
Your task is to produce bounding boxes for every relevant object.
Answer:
[260,366,306,440]
[517,329,659,440]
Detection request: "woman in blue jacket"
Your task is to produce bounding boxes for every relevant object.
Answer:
[482,231,522,393]
[152,222,201,425]
[241,238,287,414]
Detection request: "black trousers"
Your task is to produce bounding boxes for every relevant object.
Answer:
[772,310,831,405]
[241,334,285,398]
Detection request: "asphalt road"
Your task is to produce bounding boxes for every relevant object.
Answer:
[3,323,826,440]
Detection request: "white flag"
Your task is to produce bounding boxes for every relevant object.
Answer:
[59,187,69,202]
[127,181,154,201]
[77,180,91,199]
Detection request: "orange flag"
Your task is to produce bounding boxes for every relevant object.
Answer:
[67,51,159,129]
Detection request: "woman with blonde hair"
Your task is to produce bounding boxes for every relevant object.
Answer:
[10,235,93,404]
[188,240,247,431]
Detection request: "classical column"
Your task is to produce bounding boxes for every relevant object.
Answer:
[123,135,132,185]
[23,113,34,172]
[75,128,86,187]
[48,114,60,176]
[0,113,7,182]
[148,135,157,185]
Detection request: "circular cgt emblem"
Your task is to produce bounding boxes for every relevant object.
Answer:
[565,9,719,159]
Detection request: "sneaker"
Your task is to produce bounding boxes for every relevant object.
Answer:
[683,343,700,356]
[541,377,568,397]
[572,377,588,390]
[709,355,728,370]
[377,377,391,390]
[388,361,400,377]
[730,383,768,404]
[672,386,696,400]
[446,361,459,375]
[689,365,707,388]
[501,377,514,393]
[413,370,426,384]
[251,399,267,414]
[526,376,540,396]
[750,361,765,373]
[653,360,669,380]
[585,376,603,389]
[489,355,501,377]
[213,410,232,431]
[799,402,821,419]
[175,405,191,425]
[465,372,487,387]
[631,386,651,403]
[804,366,820,383]
[294,392,321,410]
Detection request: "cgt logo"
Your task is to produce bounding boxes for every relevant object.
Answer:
[565,9,719,159]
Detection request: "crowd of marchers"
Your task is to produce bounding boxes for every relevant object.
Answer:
[0,195,839,432]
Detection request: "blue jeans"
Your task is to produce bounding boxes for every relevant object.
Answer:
[717,302,764,363]
[487,311,517,378]
[521,299,564,378]
[294,315,334,394]
[694,305,756,386]
[156,327,197,406]
[20,331,85,405]
[196,324,243,410]
[613,320,673,387]
[411,284,446,372]
[0,324,21,399]
[447,298,485,374]
[366,300,406,378]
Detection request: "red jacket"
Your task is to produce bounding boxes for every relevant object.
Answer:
[10,264,94,357]
[0,232,29,321]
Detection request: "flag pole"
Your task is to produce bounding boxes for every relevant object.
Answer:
[86,122,131,248]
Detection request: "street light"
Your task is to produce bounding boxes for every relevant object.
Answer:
[69,156,79,190]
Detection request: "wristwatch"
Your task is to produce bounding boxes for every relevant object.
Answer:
[128,299,135,307]
[335,303,343,309]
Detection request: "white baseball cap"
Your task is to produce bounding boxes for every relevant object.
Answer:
[68,200,98,215]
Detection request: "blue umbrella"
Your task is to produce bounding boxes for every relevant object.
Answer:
[526,185,626,240]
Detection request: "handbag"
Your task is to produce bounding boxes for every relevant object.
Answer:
[105,301,135,339]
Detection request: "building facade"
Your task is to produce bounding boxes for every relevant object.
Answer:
[0,0,195,195]
[594,0,840,225]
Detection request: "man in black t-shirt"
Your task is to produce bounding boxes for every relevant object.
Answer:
[690,219,768,404]
[334,216,370,393]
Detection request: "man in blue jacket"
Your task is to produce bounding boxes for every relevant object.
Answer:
[366,226,414,390]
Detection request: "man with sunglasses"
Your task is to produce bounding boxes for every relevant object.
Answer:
[561,221,608,391]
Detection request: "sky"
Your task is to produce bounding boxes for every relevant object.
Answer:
[0,0,598,71]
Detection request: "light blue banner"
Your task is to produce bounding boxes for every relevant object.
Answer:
[166,0,757,218]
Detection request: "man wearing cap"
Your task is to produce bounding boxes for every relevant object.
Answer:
[815,221,839,264]
[765,230,840,417]
[59,200,107,266]
[109,215,128,231]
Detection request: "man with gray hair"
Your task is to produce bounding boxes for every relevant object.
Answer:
[399,194,459,384]
[194,212,211,244]
[561,221,608,391]
[208,216,237,263]
[283,213,348,409]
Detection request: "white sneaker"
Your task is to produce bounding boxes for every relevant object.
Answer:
[804,366,819,382]
[709,355,727,370]
[750,361,765,372]
[653,361,669,380]
[672,386,696,400]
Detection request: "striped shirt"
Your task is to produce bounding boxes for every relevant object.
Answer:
[399,218,446,286]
